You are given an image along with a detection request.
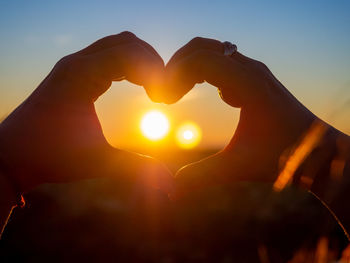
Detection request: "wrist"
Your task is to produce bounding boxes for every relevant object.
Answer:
[292,124,350,198]
[0,154,25,208]
[311,130,350,199]
[302,129,350,236]
[0,121,38,194]
[0,171,18,209]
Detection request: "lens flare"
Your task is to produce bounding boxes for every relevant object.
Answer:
[176,122,202,149]
[141,110,169,140]
[183,130,194,140]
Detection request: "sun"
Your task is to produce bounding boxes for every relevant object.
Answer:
[176,122,202,149]
[141,110,169,140]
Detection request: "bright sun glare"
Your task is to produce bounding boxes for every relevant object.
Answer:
[141,110,169,140]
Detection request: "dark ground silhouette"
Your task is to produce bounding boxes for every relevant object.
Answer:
[0,149,348,262]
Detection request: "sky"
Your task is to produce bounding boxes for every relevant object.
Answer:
[0,0,349,151]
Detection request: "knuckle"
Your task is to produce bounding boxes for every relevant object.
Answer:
[253,61,269,72]
[103,34,122,43]
[56,54,72,67]
[55,54,85,77]
[189,36,204,46]
[119,31,136,39]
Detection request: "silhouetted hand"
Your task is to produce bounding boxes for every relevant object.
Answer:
[0,32,173,194]
[162,37,350,202]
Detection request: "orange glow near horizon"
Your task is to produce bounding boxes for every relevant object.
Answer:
[176,122,202,149]
[140,110,203,149]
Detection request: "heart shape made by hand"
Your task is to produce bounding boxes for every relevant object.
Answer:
[144,35,317,198]
[0,32,321,200]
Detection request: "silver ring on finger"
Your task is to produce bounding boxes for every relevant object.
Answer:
[222,41,237,56]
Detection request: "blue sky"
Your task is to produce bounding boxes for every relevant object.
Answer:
[1,0,349,148]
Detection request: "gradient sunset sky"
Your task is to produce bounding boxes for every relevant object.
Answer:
[1,0,349,150]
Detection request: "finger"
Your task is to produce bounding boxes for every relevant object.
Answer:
[171,153,228,200]
[164,49,246,105]
[151,36,225,103]
[171,150,256,200]
[76,31,163,63]
[85,42,163,82]
[162,36,263,105]
[58,145,175,195]
[168,37,254,67]
[75,32,165,100]
[172,145,279,199]
[106,148,175,195]
[232,51,258,64]
[79,42,164,99]
[153,37,224,103]
[167,37,224,67]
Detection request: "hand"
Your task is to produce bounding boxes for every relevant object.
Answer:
[0,32,173,194]
[161,37,331,197]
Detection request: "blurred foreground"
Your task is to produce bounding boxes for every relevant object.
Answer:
[0,149,349,263]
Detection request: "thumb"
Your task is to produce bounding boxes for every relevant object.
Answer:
[105,148,175,195]
[171,153,226,200]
